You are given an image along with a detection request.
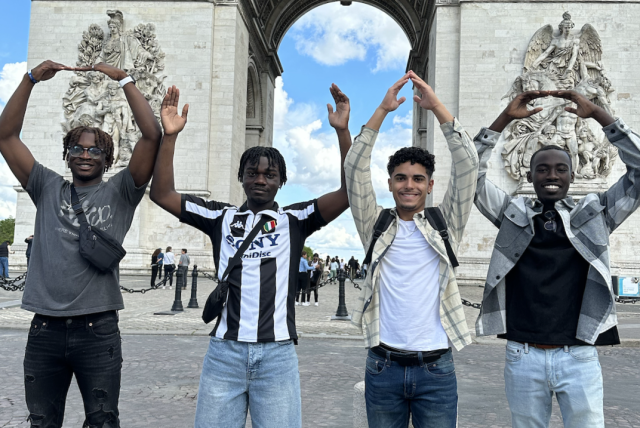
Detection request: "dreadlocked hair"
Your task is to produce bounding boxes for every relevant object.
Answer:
[387,146,435,177]
[62,127,114,172]
[237,146,287,185]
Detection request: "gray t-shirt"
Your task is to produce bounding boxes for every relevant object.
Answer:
[179,254,190,266]
[22,162,147,316]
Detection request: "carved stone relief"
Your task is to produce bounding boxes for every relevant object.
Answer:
[61,10,167,169]
[502,12,617,182]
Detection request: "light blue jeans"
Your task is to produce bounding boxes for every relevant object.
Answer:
[504,340,604,428]
[0,257,8,278]
[194,336,301,428]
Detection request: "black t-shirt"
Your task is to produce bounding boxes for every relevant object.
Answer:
[500,205,619,346]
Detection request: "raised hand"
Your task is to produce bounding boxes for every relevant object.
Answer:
[409,71,442,111]
[29,60,73,82]
[503,91,549,119]
[73,62,127,81]
[327,83,350,131]
[379,73,410,113]
[161,86,189,136]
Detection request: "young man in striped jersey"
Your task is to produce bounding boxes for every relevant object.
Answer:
[345,71,479,428]
[150,85,352,428]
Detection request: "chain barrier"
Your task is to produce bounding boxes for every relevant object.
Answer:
[200,271,219,283]
[120,276,170,294]
[461,298,482,310]
[0,271,28,292]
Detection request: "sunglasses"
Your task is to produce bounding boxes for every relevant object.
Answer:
[543,211,557,232]
[69,145,104,160]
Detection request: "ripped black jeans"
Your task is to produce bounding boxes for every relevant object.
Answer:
[23,311,122,428]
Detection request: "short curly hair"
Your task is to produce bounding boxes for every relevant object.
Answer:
[387,147,435,177]
[62,127,114,171]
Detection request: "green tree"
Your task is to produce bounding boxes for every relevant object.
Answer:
[0,217,15,244]
[303,245,314,258]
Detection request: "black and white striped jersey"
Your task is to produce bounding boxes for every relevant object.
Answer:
[179,194,326,342]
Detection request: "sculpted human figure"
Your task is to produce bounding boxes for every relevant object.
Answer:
[531,12,580,82]
[84,71,107,104]
[555,109,579,170]
[100,10,153,72]
[96,81,134,162]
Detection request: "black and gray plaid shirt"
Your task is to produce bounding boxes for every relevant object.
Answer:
[474,118,640,344]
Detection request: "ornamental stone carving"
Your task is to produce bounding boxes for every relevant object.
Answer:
[62,10,167,169]
[502,12,617,181]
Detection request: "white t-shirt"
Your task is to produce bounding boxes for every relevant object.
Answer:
[379,219,448,351]
[163,251,175,265]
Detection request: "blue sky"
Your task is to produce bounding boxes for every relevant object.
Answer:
[0,2,415,260]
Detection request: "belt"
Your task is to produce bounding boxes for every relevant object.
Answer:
[517,342,563,350]
[371,344,449,366]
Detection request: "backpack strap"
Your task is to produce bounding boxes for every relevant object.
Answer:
[423,207,459,268]
[363,209,393,267]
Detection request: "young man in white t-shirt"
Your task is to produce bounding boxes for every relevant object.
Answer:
[345,71,478,427]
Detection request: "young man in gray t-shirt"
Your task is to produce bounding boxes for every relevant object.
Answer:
[0,60,162,426]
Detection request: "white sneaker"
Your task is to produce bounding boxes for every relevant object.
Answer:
[303,302,310,306]
[162,286,165,289]
[314,302,318,306]
[295,302,300,306]
[169,286,172,290]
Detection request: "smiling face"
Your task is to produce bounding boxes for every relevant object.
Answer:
[388,161,434,220]
[527,149,574,203]
[241,156,281,209]
[67,132,106,185]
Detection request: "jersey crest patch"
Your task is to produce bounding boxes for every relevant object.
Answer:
[263,220,277,234]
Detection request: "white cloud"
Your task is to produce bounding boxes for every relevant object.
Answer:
[290,3,410,72]
[0,62,27,114]
[0,62,26,219]
[393,110,413,127]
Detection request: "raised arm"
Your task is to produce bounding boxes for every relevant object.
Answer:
[473,91,548,226]
[149,86,189,217]
[547,90,640,232]
[345,75,411,246]
[410,72,476,242]
[75,63,162,187]
[316,84,352,224]
[0,61,72,188]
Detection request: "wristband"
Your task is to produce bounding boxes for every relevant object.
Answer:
[27,70,39,84]
[119,75,135,88]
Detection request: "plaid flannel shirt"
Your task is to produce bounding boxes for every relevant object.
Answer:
[345,119,479,351]
[474,118,640,344]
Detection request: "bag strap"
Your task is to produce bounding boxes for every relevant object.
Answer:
[363,209,393,267]
[70,185,90,228]
[220,216,270,282]
[423,207,459,268]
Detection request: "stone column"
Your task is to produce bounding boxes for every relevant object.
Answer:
[207,2,250,207]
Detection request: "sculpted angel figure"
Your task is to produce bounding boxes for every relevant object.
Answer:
[525,12,604,89]
[100,10,153,72]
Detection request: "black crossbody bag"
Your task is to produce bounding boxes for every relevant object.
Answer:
[71,185,127,272]
[202,217,269,324]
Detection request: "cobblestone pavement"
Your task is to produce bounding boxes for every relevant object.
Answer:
[1,330,639,427]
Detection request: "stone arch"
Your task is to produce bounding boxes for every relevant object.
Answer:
[261,0,425,52]
[246,55,265,150]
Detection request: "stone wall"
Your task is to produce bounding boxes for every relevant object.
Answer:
[426,1,640,282]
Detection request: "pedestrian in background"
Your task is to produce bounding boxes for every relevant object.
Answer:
[157,248,165,281]
[163,246,176,289]
[307,253,322,306]
[330,258,338,281]
[178,248,190,289]
[151,248,161,287]
[25,235,34,268]
[0,240,15,278]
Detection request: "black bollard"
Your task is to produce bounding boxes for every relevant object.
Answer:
[171,269,184,312]
[187,265,199,308]
[331,269,351,321]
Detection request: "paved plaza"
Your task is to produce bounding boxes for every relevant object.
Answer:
[1,273,640,427]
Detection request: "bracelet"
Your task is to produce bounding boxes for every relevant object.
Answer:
[119,75,135,88]
[27,70,39,84]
